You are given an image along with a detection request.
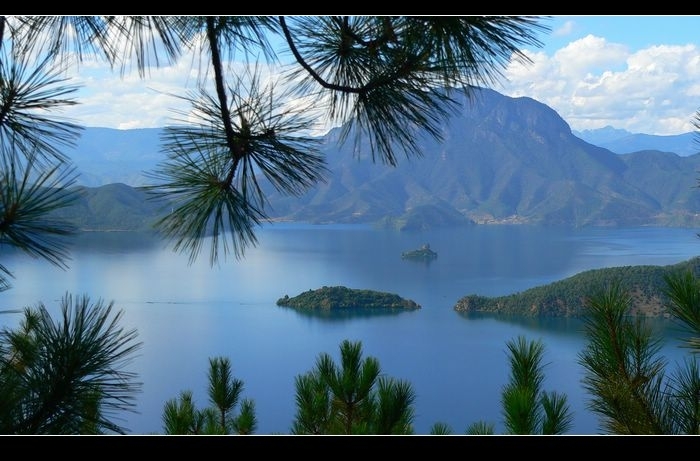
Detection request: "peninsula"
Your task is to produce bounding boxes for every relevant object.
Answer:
[277,286,421,311]
[454,256,700,318]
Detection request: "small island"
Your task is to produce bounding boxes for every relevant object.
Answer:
[277,286,421,311]
[401,243,437,261]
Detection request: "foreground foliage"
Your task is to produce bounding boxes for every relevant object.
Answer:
[579,277,700,434]
[291,339,416,434]
[0,294,142,434]
[162,357,256,435]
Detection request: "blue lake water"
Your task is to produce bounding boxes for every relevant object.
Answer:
[1,223,698,435]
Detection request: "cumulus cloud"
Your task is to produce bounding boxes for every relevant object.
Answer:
[495,36,700,135]
[63,53,199,129]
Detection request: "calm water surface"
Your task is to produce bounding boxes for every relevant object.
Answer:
[1,224,698,435]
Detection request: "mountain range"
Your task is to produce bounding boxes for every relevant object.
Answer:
[56,87,700,231]
[574,126,699,157]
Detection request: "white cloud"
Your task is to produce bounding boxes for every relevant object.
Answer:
[553,35,629,76]
[54,30,700,137]
[63,53,199,129]
[496,36,700,135]
[552,20,576,37]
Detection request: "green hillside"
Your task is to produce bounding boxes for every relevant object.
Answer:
[48,183,172,232]
[454,256,700,317]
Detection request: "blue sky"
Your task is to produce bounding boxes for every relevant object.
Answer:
[536,16,700,54]
[53,15,700,136]
[492,15,700,135]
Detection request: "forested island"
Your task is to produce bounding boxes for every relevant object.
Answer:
[277,286,421,311]
[401,243,438,261]
[454,256,700,317]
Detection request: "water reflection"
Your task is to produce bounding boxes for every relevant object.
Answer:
[280,305,420,321]
[71,230,164,254]
[457,311,587,338]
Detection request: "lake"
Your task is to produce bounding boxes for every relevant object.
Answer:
[1,223,698,435]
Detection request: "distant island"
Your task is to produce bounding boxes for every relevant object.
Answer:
[454,256,700,318]
[277,286,421,311]
[401,243,438,261]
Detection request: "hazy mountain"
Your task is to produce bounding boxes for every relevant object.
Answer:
[48,183,171,232]
[574,126,699,157]
[57,88,700,231]
[64,127,163,187]
[262,87,700,229]
[68,104,699,188]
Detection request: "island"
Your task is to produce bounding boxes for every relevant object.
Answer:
[401,243,437,261]
[277,286,421,311]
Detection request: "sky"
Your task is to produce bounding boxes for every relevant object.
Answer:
[52,15,700,136]
[494,15,700,135]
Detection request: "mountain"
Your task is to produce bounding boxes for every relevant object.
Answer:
[64,127,163,187]
[48,183,171,232]
[57,88,700,231]
[574,126,699,157]
[261,87,700,229]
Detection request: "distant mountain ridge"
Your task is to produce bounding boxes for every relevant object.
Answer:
[574,126,699,157]
[60,88,700,231]
[65,127,163,187]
